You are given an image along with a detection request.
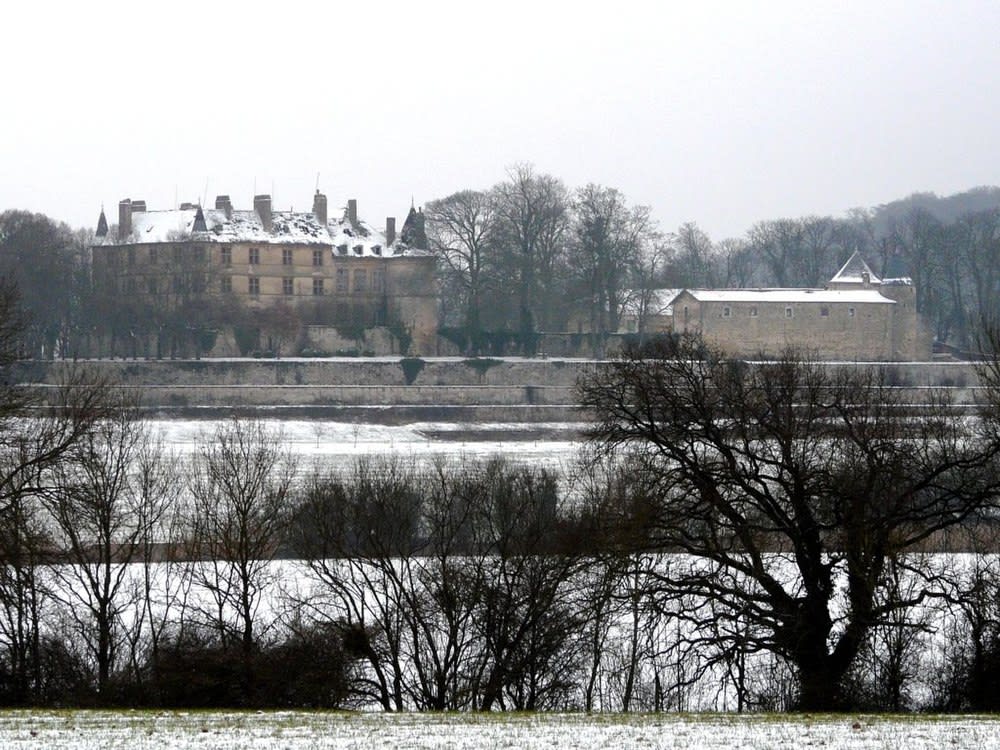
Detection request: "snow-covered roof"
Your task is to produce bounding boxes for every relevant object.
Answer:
[830,251,881,285]
[99,207,430,258]
[680,289,896,304]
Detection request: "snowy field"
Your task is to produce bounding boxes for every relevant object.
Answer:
[150,418,587,474]
[2,711,998,749]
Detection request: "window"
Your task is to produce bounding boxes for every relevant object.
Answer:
[785,307,793,319]
[147,278,157,294]
[149,247,158,264]
[683,306,690,323]
[173,246,184,263]
[353,269,367,292]
[193,245,205,262]
[312,249,324,267]
[283,277,294,296]
[313,278,325,296]
[172,275,182,293]
[221,247,232,266]
[125,278,136,294]
[722,306,731,318]
[336,268,349,293]
[248,277,260,296]
[373,268,385,292]
[220,276,232,294]
[282,248,293,266]
[848,307,856,318]
[820,306,830,318]
[127,247,136,266]
[249,247,260,265]
[749,306,758,317]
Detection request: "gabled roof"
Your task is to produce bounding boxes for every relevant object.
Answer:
[830,251,880,285]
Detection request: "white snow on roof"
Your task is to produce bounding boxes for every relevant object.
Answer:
[682,289,896,304]
[830,251,881,285]
[102,207,429,258]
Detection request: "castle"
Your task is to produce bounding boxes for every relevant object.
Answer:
[668,253,932,361]
[90,193,438,356]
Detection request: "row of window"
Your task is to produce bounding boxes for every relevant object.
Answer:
[110,245,382,270]
[113,275,208,295]
[222,269,385,296]
[221,247,326,267]
[111,246,209,266]
[720,305,857,319]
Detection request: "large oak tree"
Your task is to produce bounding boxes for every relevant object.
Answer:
[579,335,1000,710]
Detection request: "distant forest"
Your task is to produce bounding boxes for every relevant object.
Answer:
[2,179,1000,357]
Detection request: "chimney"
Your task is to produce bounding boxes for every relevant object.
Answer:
[254,194,272,232]
[215,194,233,220]
[118,199,132,240]
[347,198,358,227]
[131,200,146,213]
[385,216,396,246]
[313,191,328,225]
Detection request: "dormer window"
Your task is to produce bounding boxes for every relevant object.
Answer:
[353,245,363,256]
[337,244,348,255]
[372,245,382,256]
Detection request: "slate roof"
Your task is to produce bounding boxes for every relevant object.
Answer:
[97,207,431,258]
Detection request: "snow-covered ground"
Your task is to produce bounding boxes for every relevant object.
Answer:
[150,419,587,474]
[1,711,997,749]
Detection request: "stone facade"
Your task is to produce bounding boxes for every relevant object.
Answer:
[669,253,932,361]
[91,193,438,355]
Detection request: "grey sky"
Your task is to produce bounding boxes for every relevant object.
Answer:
[4,0,999,240]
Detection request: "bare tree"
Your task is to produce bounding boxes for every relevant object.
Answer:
[187,418,297,663]
[579,334,1000,710]
[570,184,655,357]
[0,212,84,358]
[0,284,113,702]
[669,222,716,288]
[293,455,590,712]
[45,391,165,698]
[424,191,499,353]
[492,164,570,351]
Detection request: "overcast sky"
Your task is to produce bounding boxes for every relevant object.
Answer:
[4,1,999,240]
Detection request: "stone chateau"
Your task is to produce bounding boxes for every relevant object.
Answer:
[90,192,438,355]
